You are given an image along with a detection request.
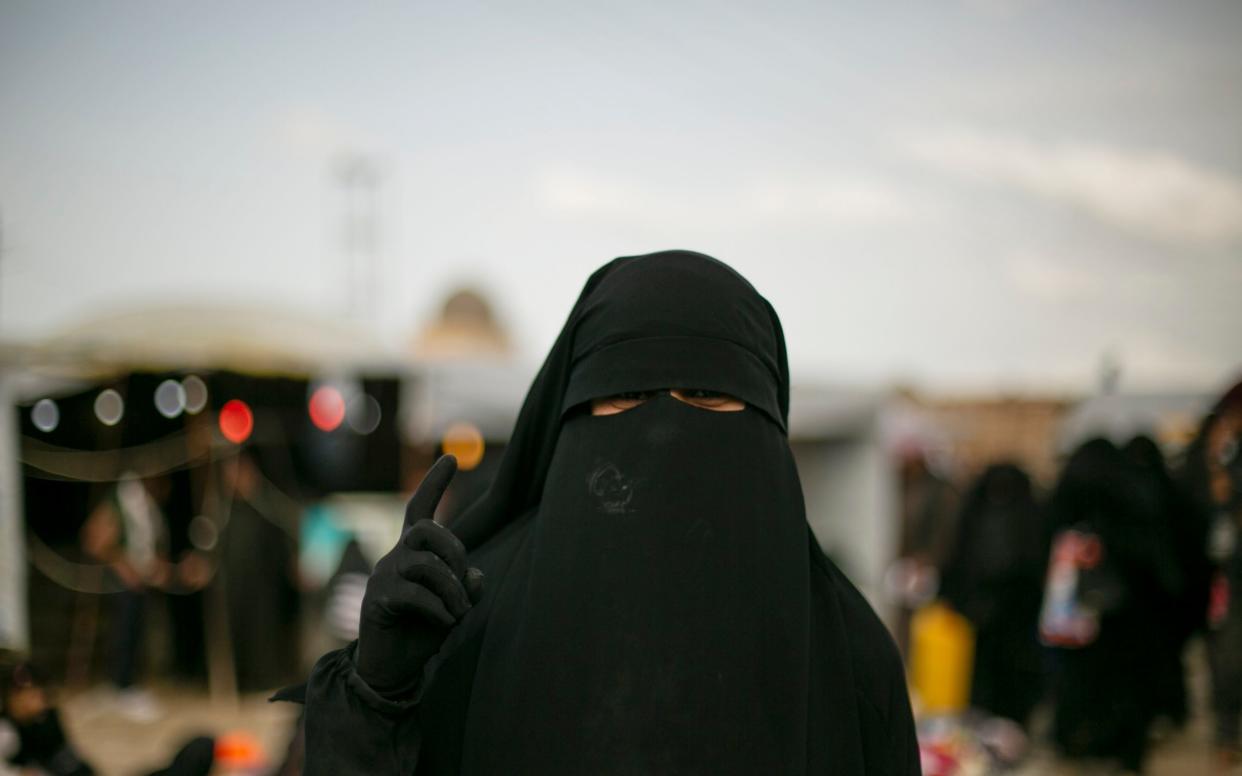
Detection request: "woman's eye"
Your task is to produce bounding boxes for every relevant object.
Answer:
[617,391,654,401]
[592,389,744,415]
[677,389,729,406]
[671,389,745,411]
[590,391,662,416]
[607,391,655,409]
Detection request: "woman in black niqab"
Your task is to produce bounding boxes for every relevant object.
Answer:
[1044,438,1175,773]
[1125,434,1203,727]
[940,463,1045,726]
[296,251,918,775]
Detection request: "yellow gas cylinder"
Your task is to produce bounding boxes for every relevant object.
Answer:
[909,600,975,715]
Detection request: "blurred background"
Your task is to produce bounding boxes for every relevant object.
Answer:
[1,1,1239,774]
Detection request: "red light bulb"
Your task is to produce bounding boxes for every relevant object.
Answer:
[309,386,346,432]
[219,400,254,444]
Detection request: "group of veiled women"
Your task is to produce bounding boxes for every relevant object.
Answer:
[940,381,1242,774]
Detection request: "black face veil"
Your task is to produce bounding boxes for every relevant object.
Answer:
[416,251,884,775]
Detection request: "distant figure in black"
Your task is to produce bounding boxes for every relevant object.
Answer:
[1044,438,1178,774]
[1124,434,1203,730]
[940,463,1045,728]
[1183,380,1242,767]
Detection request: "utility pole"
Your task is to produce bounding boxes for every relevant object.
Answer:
[0,205,5,331]
[334,155,382,322]
[0,203,26,652]
[1099,349,1122,395]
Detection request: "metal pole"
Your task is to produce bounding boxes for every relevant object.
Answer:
[334,155,381,322]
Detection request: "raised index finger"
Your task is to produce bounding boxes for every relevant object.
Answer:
[403,454,458,531]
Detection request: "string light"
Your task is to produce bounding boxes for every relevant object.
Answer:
[347,394,382,434]
[182,375,208,414]
[94,389,124,426]
[219,399,253,444]
[188,514,219,551]
[154,379,187,419]
[441,421,485,471]
[309,385,346,432]
[31,399,59,433]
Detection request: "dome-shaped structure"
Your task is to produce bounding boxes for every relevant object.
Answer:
[412,288,510,360]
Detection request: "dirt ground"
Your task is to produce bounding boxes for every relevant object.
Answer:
[62,685,298,775]
[55,640,1232,776]
[58,689,1223,776]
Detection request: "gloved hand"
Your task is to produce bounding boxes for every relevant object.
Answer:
[354,455,485,698]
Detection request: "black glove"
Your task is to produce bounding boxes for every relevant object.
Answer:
[354,455,484,697]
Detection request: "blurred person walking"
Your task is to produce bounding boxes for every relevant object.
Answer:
[215,450,301,694]
[79,473,173,722]
[940,463,1046,728]
[1184,380,1242,768]
[1,659,94,775]
[892,449,960,655]
[0,657,216,776]
[1124,434,1208,730]
[282,251,919,775]
[1041,438,1179,774]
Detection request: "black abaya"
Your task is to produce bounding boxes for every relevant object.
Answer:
[221,493,300,693]
[295,251,919,775]
[1046,439,1175,773]
[940,464,1045,726]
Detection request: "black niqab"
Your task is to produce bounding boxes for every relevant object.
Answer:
[461,395,809,773]
[1046,438,1170,770]
[940,463,1045,725]
[942,464,1045,622]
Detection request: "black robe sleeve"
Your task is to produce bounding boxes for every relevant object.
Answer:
[829,563,922,776]
[884,666,922,776]
[849,610,921,776]
[299,642,422,776]
[807,539,921,776]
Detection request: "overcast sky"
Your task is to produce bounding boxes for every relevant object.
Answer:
[2,0,1239,393]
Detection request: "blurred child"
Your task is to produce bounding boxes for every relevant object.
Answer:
[1,658,95,776]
